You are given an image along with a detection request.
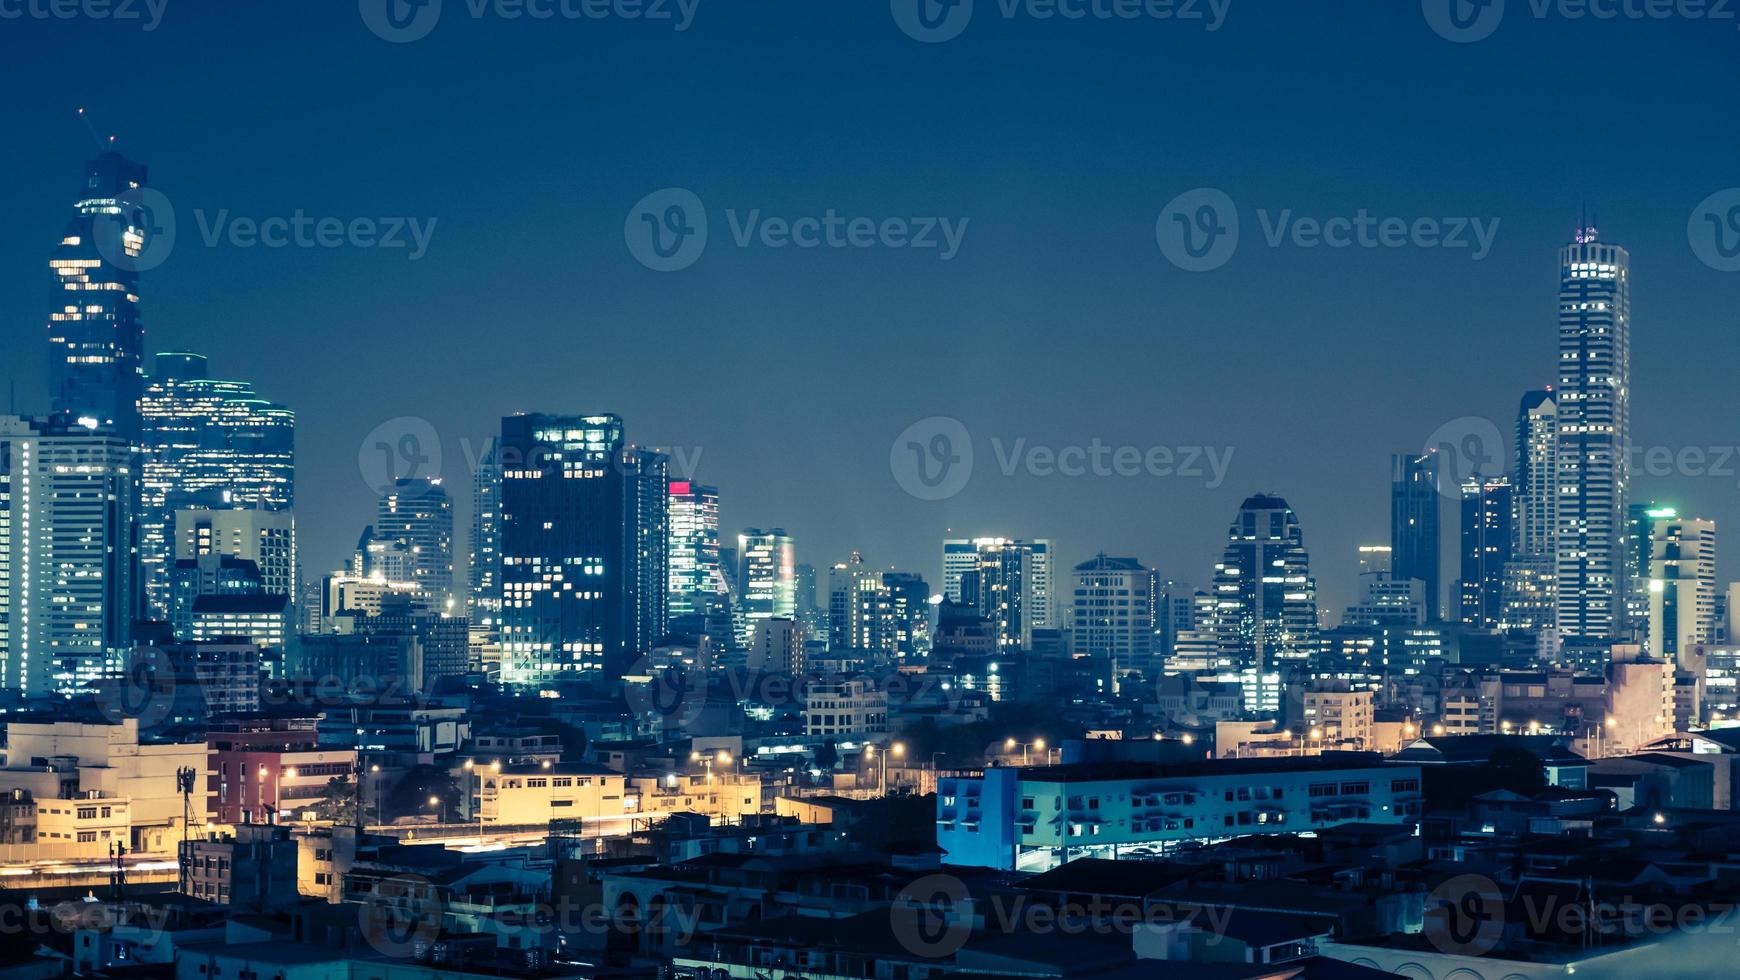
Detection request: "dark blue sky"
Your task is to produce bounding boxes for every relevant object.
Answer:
[2,1,1737,615]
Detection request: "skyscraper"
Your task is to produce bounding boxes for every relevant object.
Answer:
[1555,223,1631,640]
[736,528,796,647]
[1459,476,1512,630]
[376,477,456,613]
[1623,501,1668,641]
[499,414,668,683]
[1071,555,1156,668]
[138,352,295,617]
[1648,512,1717,666]
[0,416,138,694]
[1502,390,1559,634]
[1211,494,1319,689]
[469,438,503,631]
[1391,453,1441,621]
[942,537,1054,627]
[828,552,896,657]
[47,152,149,440]
[667,481,723,620]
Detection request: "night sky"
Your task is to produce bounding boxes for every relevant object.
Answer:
[2,1,1737,616]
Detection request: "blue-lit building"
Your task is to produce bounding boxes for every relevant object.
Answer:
[46,151,149,440]
[498,413,668,683]
[139,352,295,617]
[936,754,1423,871]
[1391,453,1441,622]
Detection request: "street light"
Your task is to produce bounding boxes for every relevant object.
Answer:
[429,794,447,824]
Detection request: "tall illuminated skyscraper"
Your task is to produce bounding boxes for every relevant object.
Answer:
[1502,390,1559,633]
[138,352,295,617]
[469,438,502,630]
[667,481,723,620]
[1211,494,1319,678]
[1391,453,1441,621]
[376,477,456,614]
[736,528,795,646]
[1555,223,1631,640]
[46,152,149,439]
[1647,511,1717,665]
[499,414,668,682]
[1458,476,1512,630]
[0,416,139,695]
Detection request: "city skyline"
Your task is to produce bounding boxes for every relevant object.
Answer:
[1,4,1737,620]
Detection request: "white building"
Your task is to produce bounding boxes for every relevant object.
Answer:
[746,617,804,674]
[1648,513,1717,665]
[175,506,297,601]
[1070,555,1156,667]
[0,717,206,854]
[0,416,138,695]
[803,678,888,737]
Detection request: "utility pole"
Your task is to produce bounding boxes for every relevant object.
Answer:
[176,767,197,895]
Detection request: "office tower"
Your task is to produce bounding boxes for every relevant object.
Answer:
[941,537,1054,628]
[354,525,412,581]
[1211,494,1319,684]
[137,352,295,618]
[175,507,297,601]
[1648,513,1717,665]
[1342,577,1426,628]
[794,563,829,648]
[1156,581,1206,659]
[375,478,455,613]
[469,438,502,630]
[0,416,138,694]
[828,552,896,656]
[1624,502,1669,641]
[1502,390,1559,634]
[736,528,796,646]
[332,593,471,686]
[499,414,668,682]
[1555,223,1631,640]
[46,152,149,439]
[1391,453,1441,621]
[667,481,723,619]
[746,617,804,674]
[1459,476,1512,629]
[883,572,933,661]
[169,555,264,640]
[1070,555,1156,667]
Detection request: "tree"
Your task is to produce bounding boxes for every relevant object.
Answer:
[313,776,359,824]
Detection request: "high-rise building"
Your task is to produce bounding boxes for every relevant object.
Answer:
[746,617,804,674]
[736,528,796,647]
[138,353,295,618]
[1624,502,1670,642]
[1357,545,1393,579]
[469,438,503,630]
[1648,513,1717,666]
[1211,494,1319,688]
[1554,224,1631,640]
[828,553,896,657]
[499,414,669,683]
[375,478,455,613]
[668,482,723,620]
[1459,476,1512,630]
[883,572,932,662]
[1070,555,1156,668]
[0,416,138,695]
[47,152,149,440]
[1391,453,1441,621]
[1501,390,1559,635]
[175,507,297,602]
[942,538,1054,628]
